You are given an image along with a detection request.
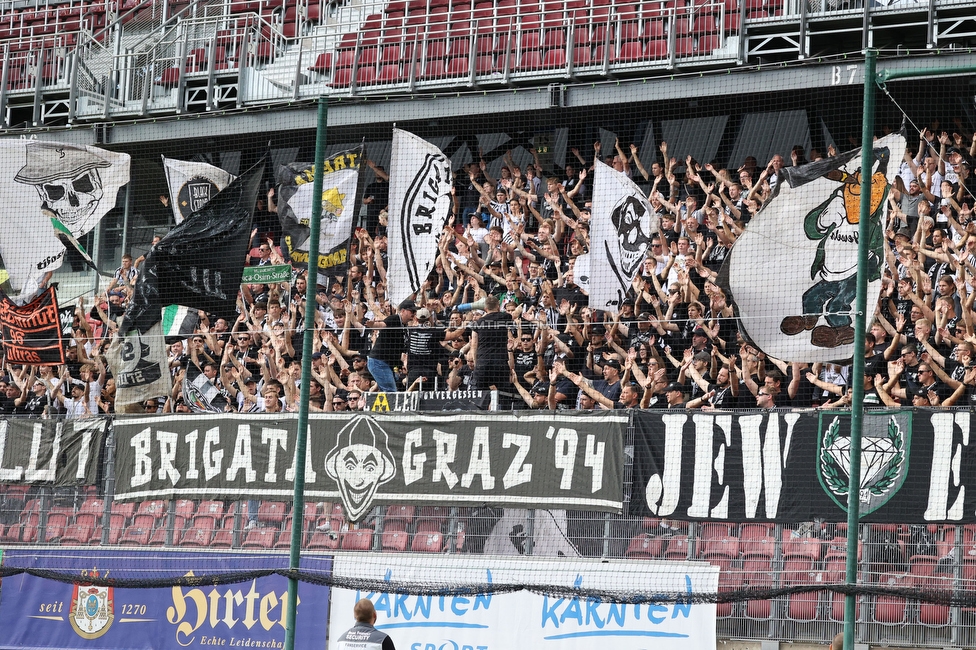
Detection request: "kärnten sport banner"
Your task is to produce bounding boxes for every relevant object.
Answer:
[112,412,627,521]
[329,554,717,650]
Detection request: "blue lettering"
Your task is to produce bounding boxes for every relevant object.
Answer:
[439,596,447,612]
[672,575,694,619]
[607,602,625,627]
[477,646,488,650]
[425,644,436,650]
[451,597,470,616]
[560,598,583,626]
[473,592,492,611]
[647,599,668,624]
[462,646,474,650]
[633,602,641,620]
[375,593,393,617]
[541,596,562,628]
[394,593,412,619]
[585,598,605,627]
[411,644,421,650]
[414,595,431,618]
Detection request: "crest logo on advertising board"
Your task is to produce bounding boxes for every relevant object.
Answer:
[325,416,397,521]
[69,584,114,639]
[818,413,911,516]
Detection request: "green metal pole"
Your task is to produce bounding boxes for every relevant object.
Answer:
[879,64,976,83]
[843,48,876,650]
[284,96,328,650]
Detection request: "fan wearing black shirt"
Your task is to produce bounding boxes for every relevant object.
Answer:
[469,295,513,394]
[367,300,417,393]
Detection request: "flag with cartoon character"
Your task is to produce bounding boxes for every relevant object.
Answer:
[276,144,364,276]
[724,132,905,363]
[0,140,129,301]
[590,160,658,313]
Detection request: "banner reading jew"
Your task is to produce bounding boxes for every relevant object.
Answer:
[0,549,331,650]
[629,408,976,523]
[0,418,107,485]
[386,128,453,308]
[112,412,627,521]
[162,156,236,223]
[0,140,129,299]
[590,160,658,313]
[0,286,65,365]
[723,132,904,362]
[277,146,363,275]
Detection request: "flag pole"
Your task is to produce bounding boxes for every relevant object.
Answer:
[284,95,327,650]
[843,47,876,650]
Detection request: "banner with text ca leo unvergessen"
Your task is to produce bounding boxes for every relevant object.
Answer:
[0,549,331,650]
[328,554,718,650]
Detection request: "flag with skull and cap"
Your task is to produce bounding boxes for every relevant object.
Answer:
[0,140,129,300]
[589,160,659,313]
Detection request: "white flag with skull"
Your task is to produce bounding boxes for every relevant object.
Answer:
[162,156,236,224]
[0,140,130,300]
[589,160,658,313]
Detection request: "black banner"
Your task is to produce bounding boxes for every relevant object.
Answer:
[630,409,976,524]
[0,418,107,485]
[0,286,65,365]
[365,390,495,412]
[276,146,364,276]
[113,412,627,521]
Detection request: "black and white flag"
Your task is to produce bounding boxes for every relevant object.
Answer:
[149,159,265,318]
[182,363,230,413]
[589,160,657,313]
[108,159,264,412]
[723,133,903,362]
[162,156,236,224]
[106,321,171,412]
[276,146,363,276]
[0,140,129,300]
[386,129,453,307]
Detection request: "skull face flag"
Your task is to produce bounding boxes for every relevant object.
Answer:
[589,160,658,313]
[0,140,129,298]
[723,132,905,362]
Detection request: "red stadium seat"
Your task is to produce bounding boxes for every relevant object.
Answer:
[118,526,152,546]
[242,527,277,549]
[181,526,214,547]
[625,533,664,558]
[664,535,690,559]
[341,529,374,550]
[308,530,341,550]
[412,531,443,552]
[257,501,287,525]
[382,529,410,552]
[210,529,235,548]
[62,522,94,546]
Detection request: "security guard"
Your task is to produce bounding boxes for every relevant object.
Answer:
[334,599,395,650]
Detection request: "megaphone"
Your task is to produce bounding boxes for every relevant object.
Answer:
[456,297,488,313]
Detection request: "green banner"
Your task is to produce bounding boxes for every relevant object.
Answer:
[241,264,292,285]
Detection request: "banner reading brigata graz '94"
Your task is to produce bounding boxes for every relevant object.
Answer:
[630,409,976,523]
[0,549,330,650]
[113,412,626,520]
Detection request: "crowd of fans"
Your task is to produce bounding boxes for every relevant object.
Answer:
[5,126,976,416]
